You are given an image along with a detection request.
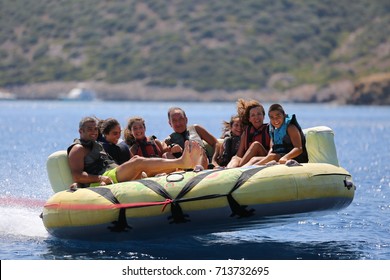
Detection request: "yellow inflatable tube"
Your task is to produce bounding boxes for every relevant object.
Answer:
[42,126,355,240]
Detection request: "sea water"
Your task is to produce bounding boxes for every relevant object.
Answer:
[0,100,389,260]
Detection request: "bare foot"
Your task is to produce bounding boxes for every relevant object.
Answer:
[265,160,278,166]
[286,159,302,166]
[68,182,78,191]
[193,165,204,172]
[181,140,202,169]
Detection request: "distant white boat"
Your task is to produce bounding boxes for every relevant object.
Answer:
[60,88,96,101]
[0,91,16,100]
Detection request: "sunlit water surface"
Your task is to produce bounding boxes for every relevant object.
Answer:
[0,101,389,260]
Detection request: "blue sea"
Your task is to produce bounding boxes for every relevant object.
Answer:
[0,100,389,261]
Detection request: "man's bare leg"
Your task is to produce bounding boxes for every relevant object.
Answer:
[116,141,202,181]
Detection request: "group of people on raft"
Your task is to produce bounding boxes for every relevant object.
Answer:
[67,99,308,188]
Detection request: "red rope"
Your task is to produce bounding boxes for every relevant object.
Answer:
[0,197,46,208]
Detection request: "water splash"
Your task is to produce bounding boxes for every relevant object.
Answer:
[0,197,47,238]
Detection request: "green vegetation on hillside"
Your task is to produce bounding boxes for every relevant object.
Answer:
[1,0,389,92]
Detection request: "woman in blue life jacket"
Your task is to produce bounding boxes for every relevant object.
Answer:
[124,116,165,158]
[216,115,243,167]
[98,118,131,165]
[227,99,270,168]
[250,103,308,166]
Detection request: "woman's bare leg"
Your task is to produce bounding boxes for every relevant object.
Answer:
[227,155,241,168]
[238,142,267,166]
[243,156,264,166]
[253,153,281,166]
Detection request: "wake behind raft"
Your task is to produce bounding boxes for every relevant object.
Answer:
[41,126,355,240]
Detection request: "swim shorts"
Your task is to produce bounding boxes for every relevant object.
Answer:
[90,168,118,187]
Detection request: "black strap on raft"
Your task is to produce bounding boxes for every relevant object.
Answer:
[172,170,222,223]
[89,187,132,232]
[141,168,265,221]
[84,166,269,231]
[176,170,220,199]
[140,179,190,224]
[140,170,222,223]
[227,167,266,218]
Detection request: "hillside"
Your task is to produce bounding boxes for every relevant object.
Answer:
[1,0,390,104]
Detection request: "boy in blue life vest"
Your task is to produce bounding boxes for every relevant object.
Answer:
[249,104,308,166]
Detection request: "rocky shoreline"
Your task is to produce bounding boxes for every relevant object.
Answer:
[2,73,390,105]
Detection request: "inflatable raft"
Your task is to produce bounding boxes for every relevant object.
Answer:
[42,126,355,240]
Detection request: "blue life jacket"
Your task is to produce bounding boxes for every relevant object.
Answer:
[269,114,308,163]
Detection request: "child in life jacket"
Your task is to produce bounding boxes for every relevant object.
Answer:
[252,103,308,165]
[216,115,243,167]
[124,117,164,158]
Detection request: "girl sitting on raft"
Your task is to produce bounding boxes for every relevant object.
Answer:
[216,115,243,167]
[124,117,164,158]
[248,103,308,166]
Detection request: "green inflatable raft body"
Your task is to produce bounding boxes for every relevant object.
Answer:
[42,126,355,240]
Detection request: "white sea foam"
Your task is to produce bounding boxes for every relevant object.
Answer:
[0,206,48,238]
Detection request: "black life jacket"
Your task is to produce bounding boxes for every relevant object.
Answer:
[67,139,118,176]
[100,140,130,165]
[218,133,241,166]
[165,125,206,158]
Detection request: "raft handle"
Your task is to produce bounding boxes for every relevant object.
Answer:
[344,177,355,190]
[166,172,185,182]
